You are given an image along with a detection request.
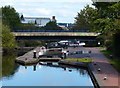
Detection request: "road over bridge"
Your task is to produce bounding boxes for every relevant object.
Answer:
[13,31,101,41]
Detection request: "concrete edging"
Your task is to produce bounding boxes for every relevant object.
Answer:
[58,60,88,68]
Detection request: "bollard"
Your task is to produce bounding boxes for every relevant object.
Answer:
[98,68,101,71]
[103,77,107,80]
[33,50,37,58]
[89,51,91,53]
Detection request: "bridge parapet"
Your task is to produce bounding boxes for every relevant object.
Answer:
[13,32,101,37]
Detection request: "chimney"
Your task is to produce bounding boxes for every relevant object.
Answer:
[52,16,56,22]
[52,16,55,20]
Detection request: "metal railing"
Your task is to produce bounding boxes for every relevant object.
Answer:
[14,30,89,32]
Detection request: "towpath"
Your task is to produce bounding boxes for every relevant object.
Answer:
[86,47,120,88]
[66,47,120,88]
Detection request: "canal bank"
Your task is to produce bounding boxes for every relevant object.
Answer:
[85,47,120,88]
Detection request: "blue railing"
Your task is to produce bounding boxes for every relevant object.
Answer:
[14,30,89,32]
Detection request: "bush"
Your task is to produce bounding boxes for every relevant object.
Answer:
[2,25,16,53]
[17,40,45,47]
[41,21,63,30]
[105,39,113,52]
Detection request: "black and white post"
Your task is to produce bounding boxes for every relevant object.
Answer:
[33,50,37,58]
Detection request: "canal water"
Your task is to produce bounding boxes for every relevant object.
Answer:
[1,55,94,87]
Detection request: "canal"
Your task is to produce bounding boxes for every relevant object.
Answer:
[1,54,94,87]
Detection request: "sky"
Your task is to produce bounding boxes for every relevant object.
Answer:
[0,0,94,23]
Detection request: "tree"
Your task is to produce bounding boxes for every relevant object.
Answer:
[92,2,120,57]
[75,2,119,33]
[2,25,16,53]
[41,21,63,30]
[75,2,120,57]
[74,5,97,31]
[2,6,21,30]
[113,30,120,58]
[92,2,116,18]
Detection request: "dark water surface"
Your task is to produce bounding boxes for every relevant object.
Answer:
[1,55,94,87]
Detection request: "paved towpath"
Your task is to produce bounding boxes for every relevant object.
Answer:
[85,47,120,88]
[66,47,120,88]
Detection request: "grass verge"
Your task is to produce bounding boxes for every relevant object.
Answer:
[64,58,92,63]
[95,47,106,49]
[100,50,112,59]
[110,60,120,73]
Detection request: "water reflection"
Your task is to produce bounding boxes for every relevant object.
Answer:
[33,65,37,71]
[79,68,88,75]
[36,62,89,76]
[63,67,66,71]
[2,54,19,79]
[2,59,94,86]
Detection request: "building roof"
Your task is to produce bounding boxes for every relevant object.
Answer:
[24,17,51,20]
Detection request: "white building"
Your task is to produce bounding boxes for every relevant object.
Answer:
[21,17,51,27]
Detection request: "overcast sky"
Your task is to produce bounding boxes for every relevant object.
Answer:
[0,0,93,23]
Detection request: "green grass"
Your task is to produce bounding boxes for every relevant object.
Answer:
[64,58,92,63]
[100,50,112,59]
[95,47,105,49]
[110,60,120,73]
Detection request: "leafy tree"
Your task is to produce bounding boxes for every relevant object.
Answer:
[2,25,16,53]
[41,21,63,30]
[74,5,98,31]
[92,2,120,32]
[2,6,21,30]
[92,2,116,18]
[75,2,120,57]
[113,30,120,58]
